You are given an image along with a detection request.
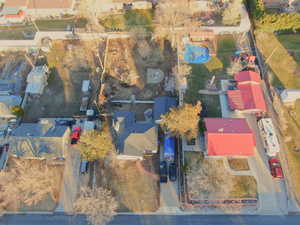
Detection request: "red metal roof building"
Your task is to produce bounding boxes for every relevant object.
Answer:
[205,118,256,156]
[227,71,267,113]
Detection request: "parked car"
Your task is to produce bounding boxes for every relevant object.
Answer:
[160,161,168,183]
[169,162,177,182]
[71,128,81,145]
[80,161,89,174]
[268,158,284,178]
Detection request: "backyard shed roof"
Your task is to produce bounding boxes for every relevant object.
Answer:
[227,71,267,113]
[234,70,261,83]
[205,118,256,156]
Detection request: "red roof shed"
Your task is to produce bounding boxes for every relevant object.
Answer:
[234,70,261,83]
[205,118,256,156]
[227,71,267,113]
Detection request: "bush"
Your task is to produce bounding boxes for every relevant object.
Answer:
[11,105,24,118]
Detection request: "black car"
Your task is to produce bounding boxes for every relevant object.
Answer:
[169,162,177,182]
[160,161,168,183]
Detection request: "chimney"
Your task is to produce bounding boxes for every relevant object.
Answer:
[114,117,125,134]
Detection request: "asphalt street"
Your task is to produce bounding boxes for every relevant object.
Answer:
[1,214,300,225]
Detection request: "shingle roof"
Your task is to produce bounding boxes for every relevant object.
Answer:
[12,123,67,137]
[153,97,177,121]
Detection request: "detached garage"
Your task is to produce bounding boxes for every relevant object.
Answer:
[204,118,256,156]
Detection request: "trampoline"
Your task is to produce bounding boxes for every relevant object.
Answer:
[184,44,211,64]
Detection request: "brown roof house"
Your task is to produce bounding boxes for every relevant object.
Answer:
[2,0,75,18]
[9,119,70,159]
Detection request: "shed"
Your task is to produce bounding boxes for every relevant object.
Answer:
[205,118,256,156]
[280,89,300,105]
[25,65,48,95]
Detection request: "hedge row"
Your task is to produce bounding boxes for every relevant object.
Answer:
[246,0,300,32]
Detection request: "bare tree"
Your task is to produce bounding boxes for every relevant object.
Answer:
[187,159,234,200]
[154,0,199,48]
[172,63,192,78]
[0,158,61,214]
[77,124,116,161]
[160,102,202,140]
[222,0,242,25]
[75,187,118,225]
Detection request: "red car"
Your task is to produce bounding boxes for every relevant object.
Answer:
[268,158,284,179]
[71,128,81,145]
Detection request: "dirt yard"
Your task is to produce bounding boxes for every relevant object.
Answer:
[102,38,175,103]
[23,40,102,122]
[185,154,257,200]
[96,155,159,212]
[227,158,250,171]
[2,156,64,212]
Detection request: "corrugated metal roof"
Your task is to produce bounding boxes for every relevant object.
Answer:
[153,96,177,121]
[234,70,261,83]
[205,118,252,134]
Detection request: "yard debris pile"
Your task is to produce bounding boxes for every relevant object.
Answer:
[106,38,140,86]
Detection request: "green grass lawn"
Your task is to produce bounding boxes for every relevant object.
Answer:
[277,34,300,64]
[0,26,36,40]
[256,32,300,89]
[184,34,235,117]
[35,18,87,31]
[99,9,153,32]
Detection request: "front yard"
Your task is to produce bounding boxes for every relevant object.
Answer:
[184,152,257,200]
[35,18,87,31]
[1,156,64,212]
[96,156,159,212]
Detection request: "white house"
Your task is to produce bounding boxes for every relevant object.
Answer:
[280,89,300,105]
[25,65,48,96]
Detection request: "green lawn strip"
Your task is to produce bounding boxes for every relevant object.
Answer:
[36,18,87,31]
[277,34,300,64]
[99,9,153,31]
[255,31,300,89]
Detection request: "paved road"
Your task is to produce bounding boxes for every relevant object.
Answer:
[2,214,300,225]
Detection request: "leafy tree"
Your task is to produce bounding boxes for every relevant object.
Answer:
[75,187,118,225]
[11,105,24,118]
[222,0,242,25]
[77,125,116,161]
[160,102,202,140]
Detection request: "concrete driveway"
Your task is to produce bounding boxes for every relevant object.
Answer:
[157,143,180,213]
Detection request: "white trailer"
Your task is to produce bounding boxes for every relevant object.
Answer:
[258,118,280,157]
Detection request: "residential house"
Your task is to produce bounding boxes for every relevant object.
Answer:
[113,96,176,160]
[9,119,70,158]
[204,118,256,156]
[226,70,267,115]
[1,0,75,20]
[280,89,300,106]
[113,111,157,160]
[25,65,48,96]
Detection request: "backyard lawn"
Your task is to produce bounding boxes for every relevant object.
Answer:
[99,9,153,31]
[277,34,300,64]
[184,34,236,117]
[35,18,87,31]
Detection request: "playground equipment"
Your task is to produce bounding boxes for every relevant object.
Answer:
[184,45,211,64]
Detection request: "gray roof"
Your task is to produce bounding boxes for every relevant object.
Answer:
[12,123,68,137]
[153,97,177,121]
[113,111,157,157]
